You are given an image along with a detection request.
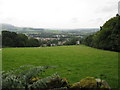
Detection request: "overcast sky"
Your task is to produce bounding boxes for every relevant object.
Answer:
[0,0,119,29]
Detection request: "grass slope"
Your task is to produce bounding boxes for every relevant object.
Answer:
[2,45,118,88]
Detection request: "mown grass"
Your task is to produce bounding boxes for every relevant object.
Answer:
[2,45,118,88]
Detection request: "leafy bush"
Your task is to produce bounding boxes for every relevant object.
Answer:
[29,74,69,89]
[2,65,69,90]
[79,77,97,88]
[2,65,111,90]
[2,65,56,89]
[71,77,97,89]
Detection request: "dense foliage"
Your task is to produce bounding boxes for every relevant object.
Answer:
[83,15,120,52]
[2,31,40,47]
[2,65,110,90]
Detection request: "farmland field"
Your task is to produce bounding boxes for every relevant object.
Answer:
[2,45,118,88]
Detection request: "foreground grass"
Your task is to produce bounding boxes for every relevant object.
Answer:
[2,45,118,88]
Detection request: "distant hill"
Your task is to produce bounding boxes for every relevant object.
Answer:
[0,24,19,31]
[0,23,99,34]
[62,28,99,33]
[0,24,44,32]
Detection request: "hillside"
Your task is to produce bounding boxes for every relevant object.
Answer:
[0,23,99,33]
[84,15,120,51]
[0,24,44,32]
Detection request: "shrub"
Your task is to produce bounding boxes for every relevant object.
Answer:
[79,77,97,88]
[2,65,111,90]
[29,74,69,89]
[2,65,56,89]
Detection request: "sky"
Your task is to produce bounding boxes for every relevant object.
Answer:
[0,0,119,29]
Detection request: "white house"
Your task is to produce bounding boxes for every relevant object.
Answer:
[76,41,80,45]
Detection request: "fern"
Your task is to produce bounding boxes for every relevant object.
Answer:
[2,65,55,89]
[2,65,110,90]
[29,73,68,89]
[29,73,58,89]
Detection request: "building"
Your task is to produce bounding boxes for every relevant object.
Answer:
[76,41,80,45]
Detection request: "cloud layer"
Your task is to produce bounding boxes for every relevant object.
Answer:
[0,0,118,29]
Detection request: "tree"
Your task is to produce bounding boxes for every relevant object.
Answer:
[2,31,18,47]
[27,38,39,47]
[16,34,28,47]
[2,31,40,47]
[83,15,120,52]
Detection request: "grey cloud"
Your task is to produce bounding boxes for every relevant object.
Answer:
[101,5,117,12]
[118,1,120,15]
[71,18,79,23]
[89,18,104,26]
[95,1,118,13]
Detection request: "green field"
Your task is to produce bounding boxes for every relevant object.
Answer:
[2,45,118,88]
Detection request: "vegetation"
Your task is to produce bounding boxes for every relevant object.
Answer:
[83,15,120,52]
[2,65,110,90]
[64,37,81,45]
[2,31,40,47]
[2,45,118,88]
[2,30,82,47]
[2,15,119,89]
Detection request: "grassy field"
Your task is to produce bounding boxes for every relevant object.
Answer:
[2,45,118,88]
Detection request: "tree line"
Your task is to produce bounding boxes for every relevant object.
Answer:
[2,31,81,47]
[2,31,40,47]
[83,15,120,52]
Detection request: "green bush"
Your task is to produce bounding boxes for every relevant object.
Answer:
[79,77,97,88]
[2,65,111,90]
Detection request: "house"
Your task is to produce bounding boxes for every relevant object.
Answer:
[76,41,80,45]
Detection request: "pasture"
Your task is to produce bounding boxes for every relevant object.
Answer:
[2,45,118,88]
